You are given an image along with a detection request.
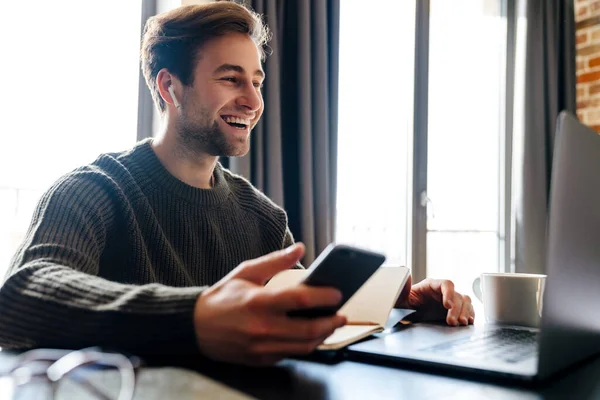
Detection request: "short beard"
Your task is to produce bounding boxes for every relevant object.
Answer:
[176,100,250,158]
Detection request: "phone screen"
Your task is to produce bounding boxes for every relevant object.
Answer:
[287,244,386,318]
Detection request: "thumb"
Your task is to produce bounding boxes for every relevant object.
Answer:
[227,243,305,285]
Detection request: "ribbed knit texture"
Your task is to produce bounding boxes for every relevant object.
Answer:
[0,139,296,356]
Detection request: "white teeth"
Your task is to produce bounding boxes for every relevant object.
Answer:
[223,116,250,126]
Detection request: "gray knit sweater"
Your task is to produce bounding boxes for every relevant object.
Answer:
[0,139,296,356]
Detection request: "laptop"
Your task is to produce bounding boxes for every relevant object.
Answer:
[346,111,600,381]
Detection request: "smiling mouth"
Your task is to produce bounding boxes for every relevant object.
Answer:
[221,115,250,130]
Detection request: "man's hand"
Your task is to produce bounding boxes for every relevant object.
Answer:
[193,243,347,366]
[395,275,474,326]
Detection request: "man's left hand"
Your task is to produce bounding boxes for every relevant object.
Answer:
[395,276,475,326]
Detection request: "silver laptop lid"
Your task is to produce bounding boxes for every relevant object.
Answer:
[538,111,600,379]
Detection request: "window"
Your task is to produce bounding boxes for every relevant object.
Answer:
[337,0,509,294]
[0,1,143,277]
[335,0,416,268]
[426,0,506,293]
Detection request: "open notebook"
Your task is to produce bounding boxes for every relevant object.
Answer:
[265,266,410,350]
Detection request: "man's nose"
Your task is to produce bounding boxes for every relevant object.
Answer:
[236,83,262,112]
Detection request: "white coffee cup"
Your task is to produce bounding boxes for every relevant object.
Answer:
[472,273,547,327]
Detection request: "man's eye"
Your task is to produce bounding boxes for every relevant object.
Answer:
[253,82,264,88]
[221,77,238,83]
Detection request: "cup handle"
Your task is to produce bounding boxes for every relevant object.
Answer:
[472,277,483,302]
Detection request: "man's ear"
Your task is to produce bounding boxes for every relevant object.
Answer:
[156,68,180,109]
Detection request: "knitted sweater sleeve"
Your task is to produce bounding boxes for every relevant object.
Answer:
[0,174,203,356]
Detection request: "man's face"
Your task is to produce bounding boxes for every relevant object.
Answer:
[177,33,264,157]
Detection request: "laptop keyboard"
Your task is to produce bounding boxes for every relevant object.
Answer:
[420,328,539,364]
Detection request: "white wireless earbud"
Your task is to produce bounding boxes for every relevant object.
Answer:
[168,85,180,109]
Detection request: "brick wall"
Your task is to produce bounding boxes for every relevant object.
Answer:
[576,0,600,131]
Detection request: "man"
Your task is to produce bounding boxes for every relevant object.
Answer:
[0,2,473,366]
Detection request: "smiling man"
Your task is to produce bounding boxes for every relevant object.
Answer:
[0,2,473,366]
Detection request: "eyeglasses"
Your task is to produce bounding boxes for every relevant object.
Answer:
[3,347,142,400]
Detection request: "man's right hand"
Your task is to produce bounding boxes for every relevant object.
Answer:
[193,243,347,366]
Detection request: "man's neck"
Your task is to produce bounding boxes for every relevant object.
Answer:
[151,132,218,189]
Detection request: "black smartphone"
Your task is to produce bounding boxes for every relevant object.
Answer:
[287,243,386,318]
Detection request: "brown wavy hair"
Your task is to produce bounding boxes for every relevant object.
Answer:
[141,2,271,114]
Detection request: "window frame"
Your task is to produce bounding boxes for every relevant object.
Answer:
[410,0,515,281]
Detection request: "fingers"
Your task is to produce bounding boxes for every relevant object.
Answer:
[459,296,475,325]
[437,280,460,325]
[276,314,346,340]
[248,314,346,343]
[256,285,343,313]
[434,280,474,326]
[415,278,448,306]
[243,286,347,341]
[423,279,459,324]
[445,293,474,326]
[227,243,306,285]
[243,315,346,362]
[405,278,476,326]
[438,280,456,309]
[445,294,463,326]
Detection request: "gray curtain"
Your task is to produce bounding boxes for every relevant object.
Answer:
[226,0,340,264]
[515,0,576,274]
